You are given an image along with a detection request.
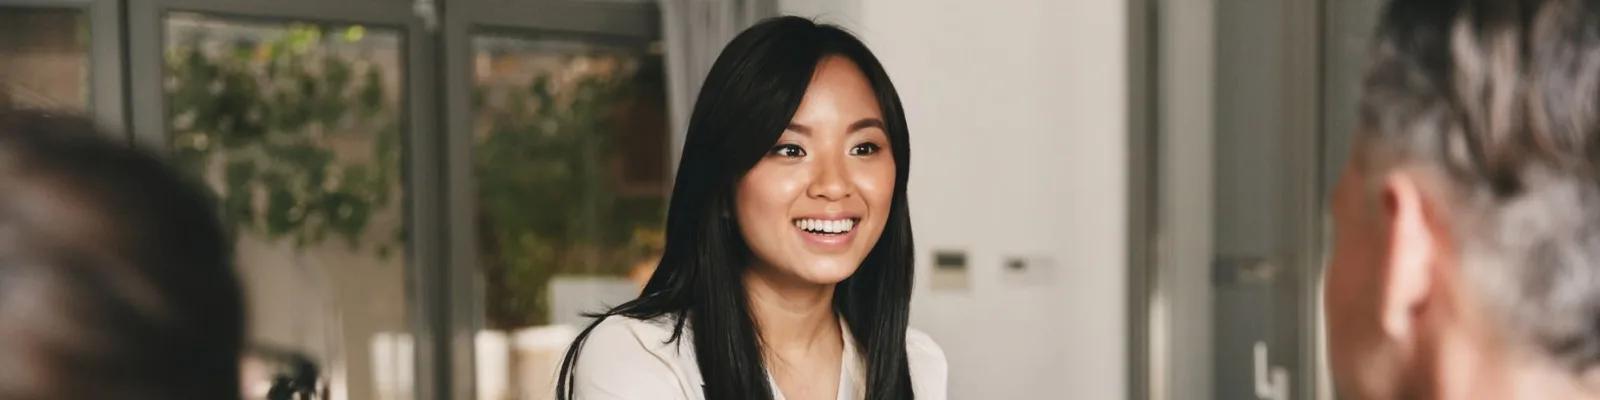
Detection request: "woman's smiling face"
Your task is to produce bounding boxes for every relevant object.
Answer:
[734,55,896,285]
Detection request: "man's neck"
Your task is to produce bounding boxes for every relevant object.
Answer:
[1428,331,1600,400]
[1502,359,1600,400]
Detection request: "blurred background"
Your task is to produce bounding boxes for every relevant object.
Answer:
[0,0,1379,399]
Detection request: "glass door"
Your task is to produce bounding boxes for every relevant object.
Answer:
[1136,0,1333,399]
[126,0,442,399]
[0,0,124,132]
[5,1,683,398]
[0,6,89,109]
[443,2,668,398]
[1210,0,1322,399]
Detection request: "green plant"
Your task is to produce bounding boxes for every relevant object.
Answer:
[165,23,402,257]
[165,23,667,328]
[474,55,667,328]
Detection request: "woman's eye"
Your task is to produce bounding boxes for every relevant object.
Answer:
[770,144,806,158]
[849,142,881,156]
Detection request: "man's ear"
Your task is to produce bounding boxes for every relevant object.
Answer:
[1378,171,1441,343]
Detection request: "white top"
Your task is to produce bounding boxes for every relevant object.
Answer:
[570,314,948,400]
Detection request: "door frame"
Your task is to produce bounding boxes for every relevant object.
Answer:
[1126,0,1155,397]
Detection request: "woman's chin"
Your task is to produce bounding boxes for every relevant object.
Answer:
[747,248,869,287]
[787,257,863,285]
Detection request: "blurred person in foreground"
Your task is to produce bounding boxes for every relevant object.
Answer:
[0,109,244,399]
[1327,0,1600,398]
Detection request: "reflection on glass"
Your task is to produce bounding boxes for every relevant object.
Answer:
[0,7,88,110]
[471,34,668,399]
[163,13,410,400]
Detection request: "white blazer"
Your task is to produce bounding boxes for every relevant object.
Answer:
[569,314,948,400]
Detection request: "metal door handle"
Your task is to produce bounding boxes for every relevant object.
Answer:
[1254,341,1290,400]
[1214,256,1280,286]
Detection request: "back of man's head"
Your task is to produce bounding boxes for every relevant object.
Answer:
[0,110,244,399]
[1330,0,1600,397]
[1362,0,1600,367]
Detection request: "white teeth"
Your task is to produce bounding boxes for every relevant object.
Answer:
[794,218,855,234]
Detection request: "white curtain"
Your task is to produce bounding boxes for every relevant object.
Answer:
[659,0,778,170]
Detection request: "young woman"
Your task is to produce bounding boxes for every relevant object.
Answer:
[556,16,945,400]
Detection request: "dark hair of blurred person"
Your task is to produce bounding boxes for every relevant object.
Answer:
[0,109,244,399]
[554,16,945,400]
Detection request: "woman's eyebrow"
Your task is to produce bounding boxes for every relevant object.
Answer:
[785,123,811,135]
[849,118,885,133]
[784,118,884,135]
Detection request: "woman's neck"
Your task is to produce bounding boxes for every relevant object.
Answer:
[742,268,842,361]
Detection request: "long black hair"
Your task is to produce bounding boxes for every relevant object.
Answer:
[556,16,916,400]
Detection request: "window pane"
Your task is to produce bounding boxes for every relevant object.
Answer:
[471,33,669,399]
[163,13,411,400]
[0,7,88,110]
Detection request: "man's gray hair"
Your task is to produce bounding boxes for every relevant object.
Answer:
[1361,0,1600,371]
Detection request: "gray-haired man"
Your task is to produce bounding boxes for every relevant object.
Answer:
[1325,0,1600,398]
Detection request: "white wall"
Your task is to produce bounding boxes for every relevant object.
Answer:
[778,0,861,28]
[782,1,1129,398]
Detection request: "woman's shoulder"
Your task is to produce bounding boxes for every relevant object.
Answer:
[585,313,681,348]
[570,314,695,399]
[904,328,949,400]
[904,327,947,367]
[579,313,691,366]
